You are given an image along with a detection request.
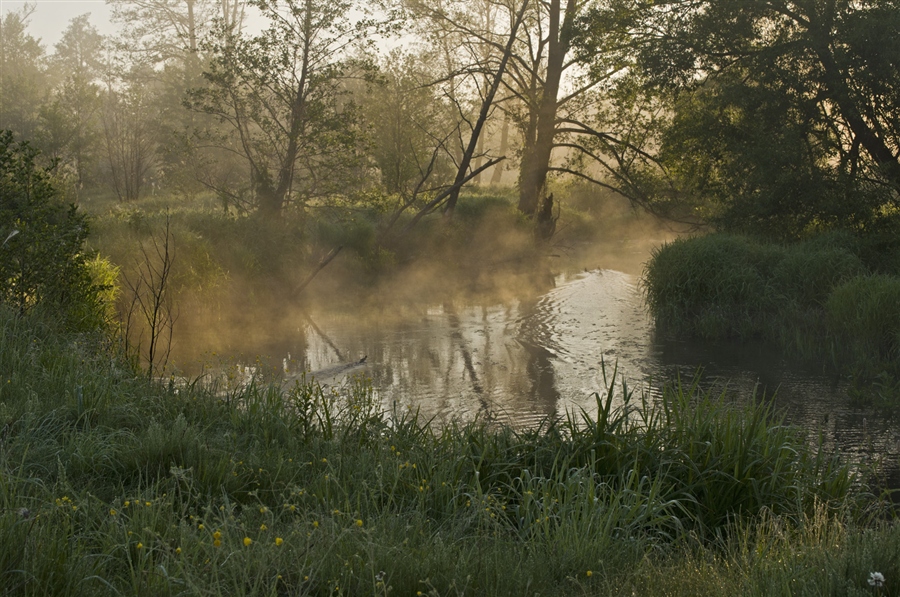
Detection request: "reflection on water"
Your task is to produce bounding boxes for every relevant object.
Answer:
[173,269,900,489]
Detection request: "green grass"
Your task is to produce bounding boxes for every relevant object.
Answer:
[1,308,896,596]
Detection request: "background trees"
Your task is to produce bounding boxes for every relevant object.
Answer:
[0,7,47,142]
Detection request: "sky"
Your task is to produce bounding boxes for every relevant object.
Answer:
[1,0,115,49]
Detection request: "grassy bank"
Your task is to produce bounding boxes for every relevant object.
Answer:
[643,232,900,387]
[2,309,898,596]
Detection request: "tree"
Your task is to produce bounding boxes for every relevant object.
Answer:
[100,64,160,202]
[0,6,48,141]
[403,0,625,230]
[188,0,383,216]
[38,15,105,187]
[0,130,102,329]
[365,50,458,199]
[577,0,900,237]
[108,0,244,70]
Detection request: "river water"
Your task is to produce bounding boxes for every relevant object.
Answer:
[173,266,900,492]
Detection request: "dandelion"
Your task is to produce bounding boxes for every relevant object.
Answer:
[586,570,593,577]
[869,572,885,588]
[243,537,252,547]
[355,519,363,527]
[213,531,222,540]
[289,505,296,512]
[198,524,204,530]
[136,543,143,550]
[144,501,151,507]
[259,507,268,514]
[312,521,319,528]
[275,537,283,546]
[175,547,182,554]
[213,539,221,547]
[109,509,117,516]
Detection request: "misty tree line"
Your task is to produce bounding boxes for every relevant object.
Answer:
[1,0,898,239]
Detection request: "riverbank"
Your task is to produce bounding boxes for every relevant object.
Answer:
[643,232,900,404]
[2,309,898,596]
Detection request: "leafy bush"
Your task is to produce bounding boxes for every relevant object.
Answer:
[0,130,107,330]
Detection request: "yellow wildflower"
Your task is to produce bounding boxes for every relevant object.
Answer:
[586,570,592,577]
[243,537,252,547]
[136,543,143,550]
[109,509,117,516]
[355,519,363,527]
[260,524,268,531]
[175,547,182,554]
[275,537,283,546]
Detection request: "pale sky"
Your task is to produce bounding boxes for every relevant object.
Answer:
[1,0,115,49]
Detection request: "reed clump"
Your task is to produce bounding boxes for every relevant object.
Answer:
[643,232,900,386]
[2,308,894,596]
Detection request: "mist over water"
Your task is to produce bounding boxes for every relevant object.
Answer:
[168,238,900,491]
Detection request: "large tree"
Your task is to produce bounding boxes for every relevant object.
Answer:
[188,0,384,216]
[0,7,47,141]
[404,0,627,229]
[39,15,105,187]
[577,0,900,237]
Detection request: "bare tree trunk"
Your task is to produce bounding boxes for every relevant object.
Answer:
[516,0,577,217]
[442,0,530,216]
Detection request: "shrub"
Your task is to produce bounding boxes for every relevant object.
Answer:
[0,130,107,331]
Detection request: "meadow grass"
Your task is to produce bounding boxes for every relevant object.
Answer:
[1,308,897,596]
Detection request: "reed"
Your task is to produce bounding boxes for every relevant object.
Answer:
[643,233,900,384]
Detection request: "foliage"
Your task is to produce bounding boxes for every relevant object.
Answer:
[0,308,881,596]
[577,0,900,238]
[0,7,47,141]
[187,0,382,216]
[643,233,900,378]
[0,130,108,331]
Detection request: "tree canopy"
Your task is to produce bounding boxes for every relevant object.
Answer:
[577,0,900,237]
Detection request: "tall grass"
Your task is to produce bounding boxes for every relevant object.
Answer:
[2,308,891,596]
[643,233,900,383]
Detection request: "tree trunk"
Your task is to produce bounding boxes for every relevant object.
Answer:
[516,0,576,217]
[490,116,509,184]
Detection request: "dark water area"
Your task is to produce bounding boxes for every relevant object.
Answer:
[172,265,900,493]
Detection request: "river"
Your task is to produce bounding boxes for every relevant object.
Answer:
[171,263,900,494]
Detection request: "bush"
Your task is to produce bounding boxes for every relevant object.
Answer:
[644,232,900,378]
[0,130,108,331]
